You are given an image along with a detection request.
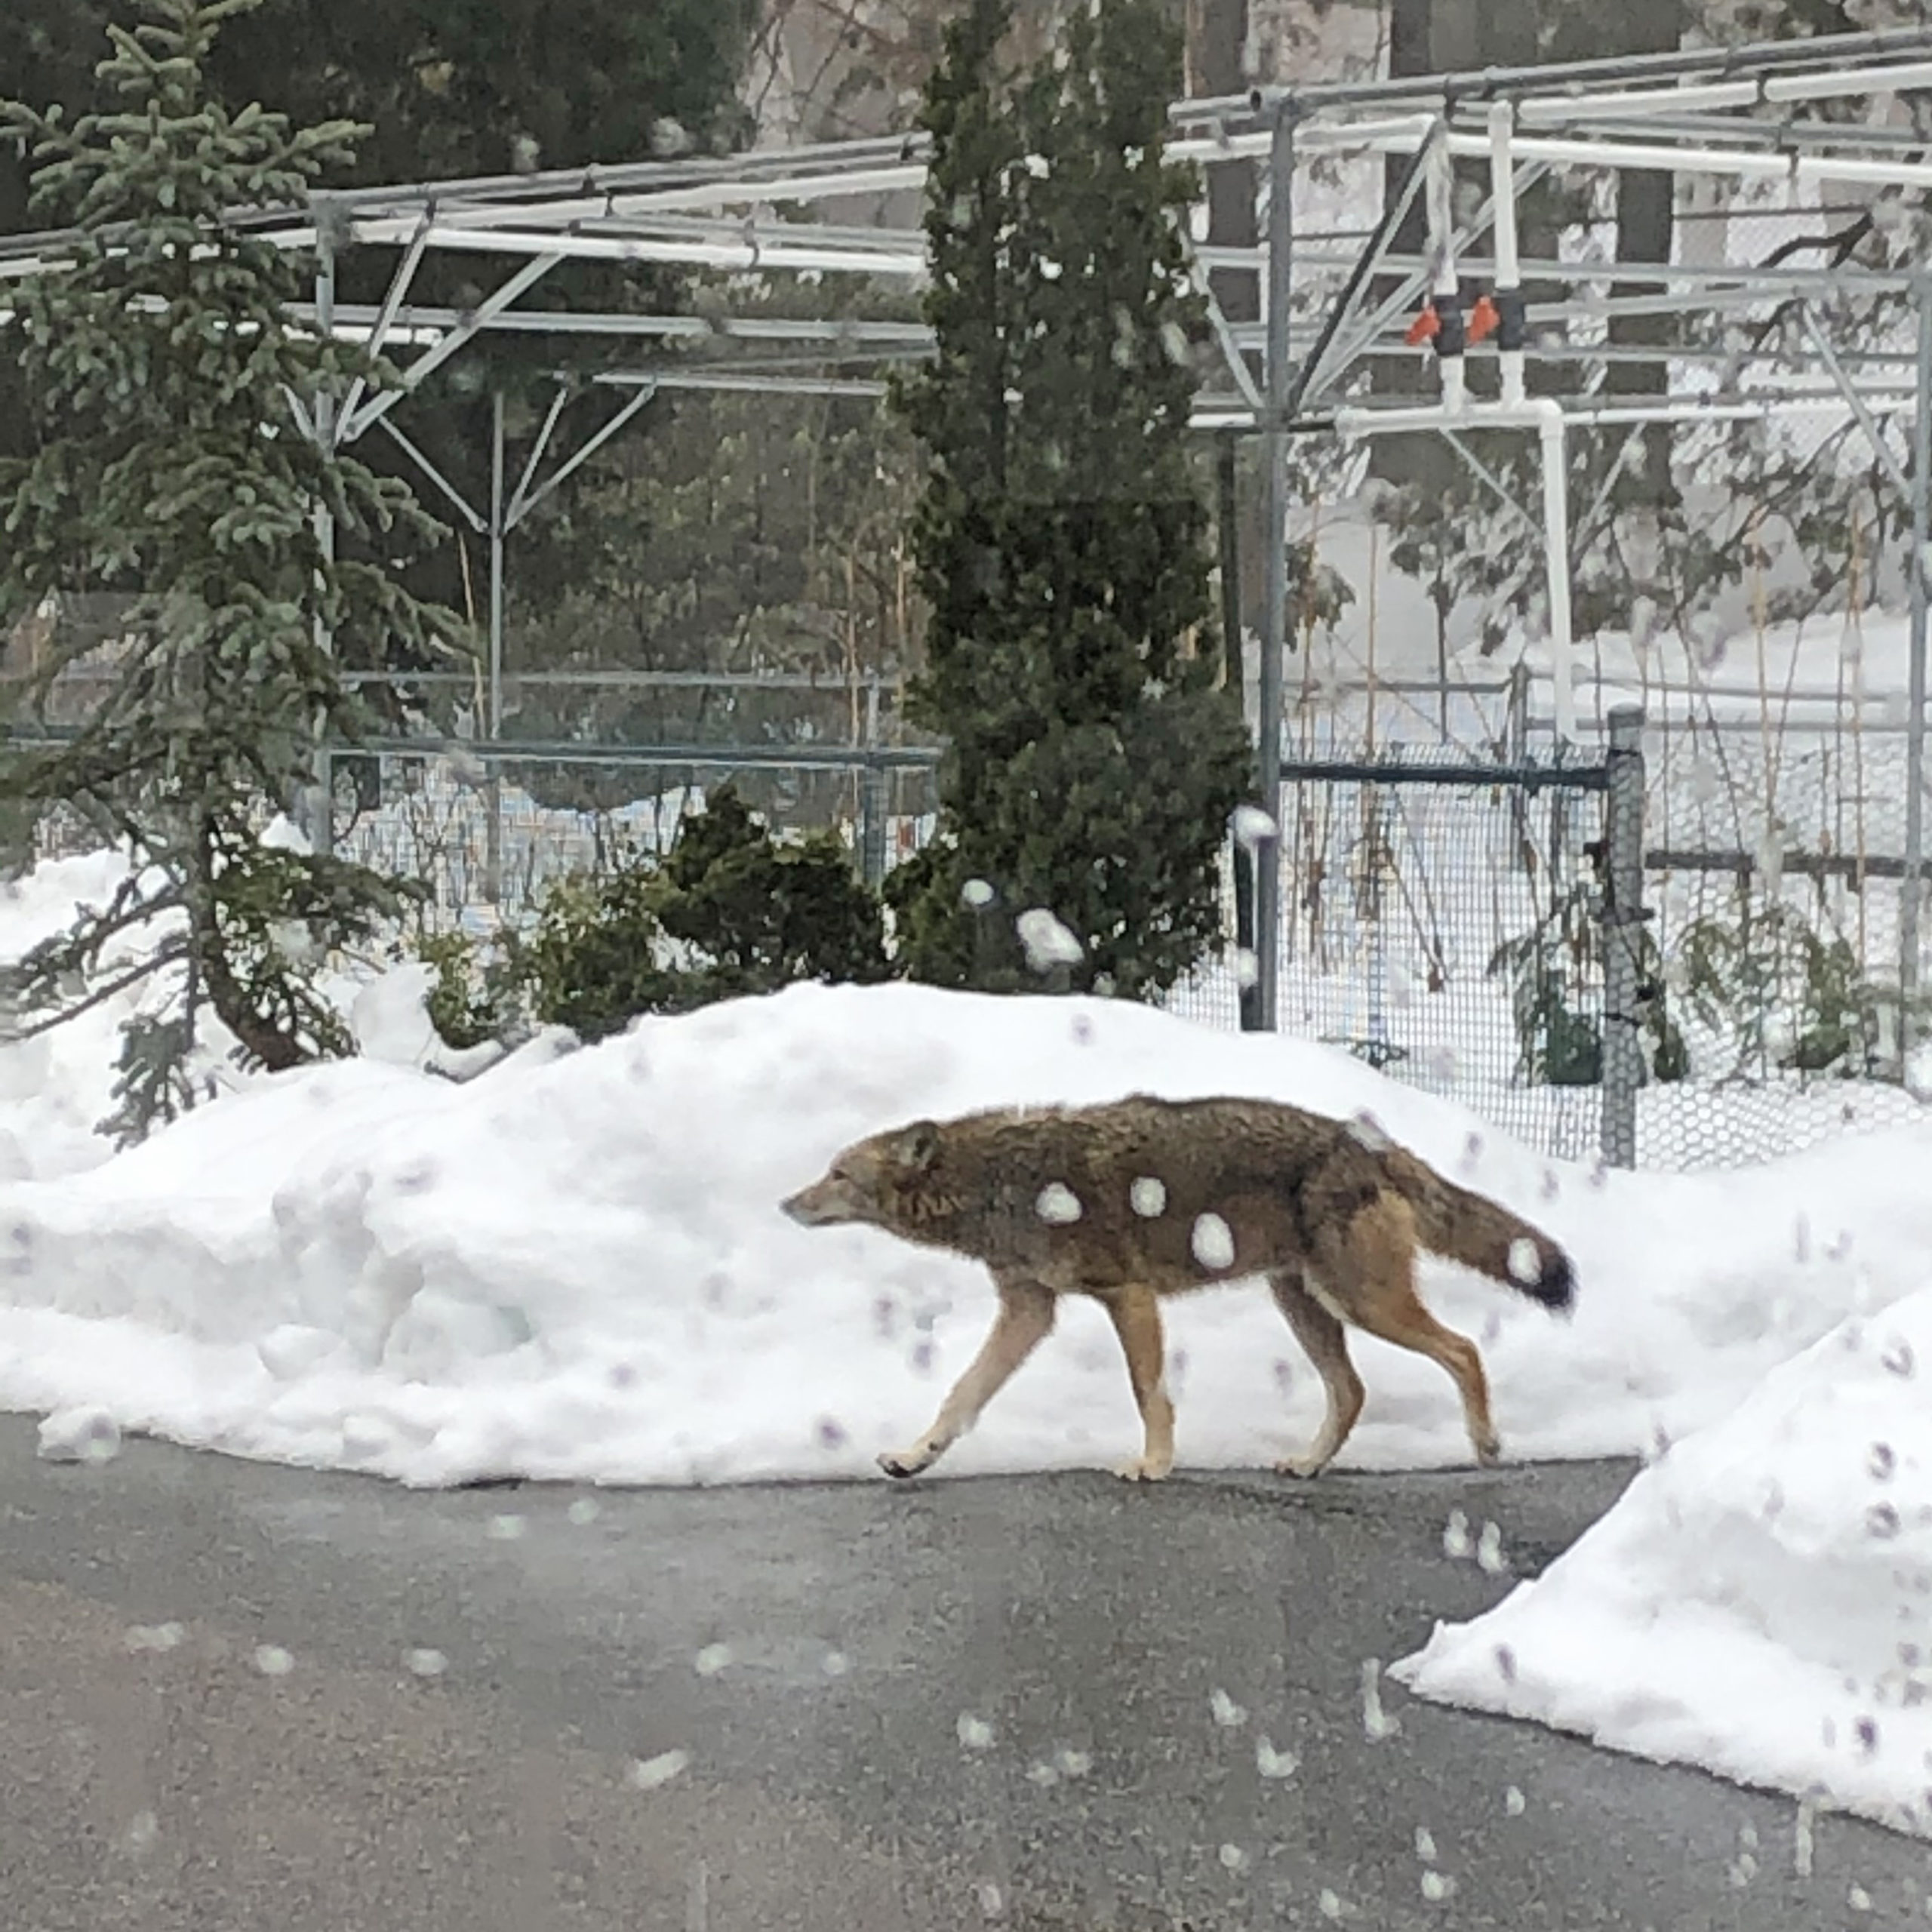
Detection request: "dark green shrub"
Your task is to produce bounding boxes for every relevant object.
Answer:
[518,786,891,1040]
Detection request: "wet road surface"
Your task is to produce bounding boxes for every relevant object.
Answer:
[0,1420,1923,1930]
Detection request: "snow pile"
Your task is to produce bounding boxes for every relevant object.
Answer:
[0,835,515,1183]
[1394,1291,1932,1839]
[2,975,1932,1494]
[0,850,242,1182]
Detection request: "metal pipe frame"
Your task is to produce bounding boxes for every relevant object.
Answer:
[1181,25,1932,121]
[1903,278,1932,1068]
[1254,109,1295,1034]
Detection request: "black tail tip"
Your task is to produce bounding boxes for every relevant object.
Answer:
[1527,1250,1576,1315]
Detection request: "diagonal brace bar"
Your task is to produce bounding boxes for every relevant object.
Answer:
[1287,117,1441,415]
[509,382,658,529]
[1801,303,1912,503]
[1188,258,1266,414]
[1440,429,1543,540]
[504,383,571,529]
[342,251,565,444]
[334,215,434,447]
[375,415,488,534]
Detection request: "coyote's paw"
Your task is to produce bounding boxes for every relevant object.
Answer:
[877,1448,931,1480]
[1474,1435,1503,1468]
[1274,1453,1330,1480]
[1111,1455,1171,1483]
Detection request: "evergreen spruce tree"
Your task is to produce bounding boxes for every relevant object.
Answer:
[0,0,461,1142]
[886,0,1252,999]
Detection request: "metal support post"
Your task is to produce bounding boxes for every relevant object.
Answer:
[1601,704,1647,1169]
[1218,438,1260,1030]
[860,763,889,887]
[1254,106,1296,1033]
[1903,277,1932,1071]
[485,389,507,904]
[307,226,337,856]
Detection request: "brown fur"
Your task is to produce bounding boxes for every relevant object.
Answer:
[780,1093,1574,1482]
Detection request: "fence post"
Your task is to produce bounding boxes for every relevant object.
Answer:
[1900,273,1932,1075]
[860,761,889,888]
[1601,704,1647,1169]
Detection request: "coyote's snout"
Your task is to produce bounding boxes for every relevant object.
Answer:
[781,1094,1574,1484]
[780,1124,937,1232]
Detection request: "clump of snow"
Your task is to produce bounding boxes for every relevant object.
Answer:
[627,1747,690,1792]
[36,1404,122,1465]
[1232,805,1278,849]
[1129,1176,1167,1218]
[349,964,515,1082]
[0,851,229,1181]
[1190,1211,1237,1272]
[1015,907,1084,973]
[1208,1686,1246,1728]
[1035,1182,1082,1225]
[1393,1287,1932,1838]
[956,1712,996,1751]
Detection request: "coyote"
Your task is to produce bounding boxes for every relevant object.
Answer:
[780,1094,1574,1482]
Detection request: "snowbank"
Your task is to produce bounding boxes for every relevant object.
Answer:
[1393,1288,1932,1839]
[0,850,238,1182]
[2,974,1931,1493]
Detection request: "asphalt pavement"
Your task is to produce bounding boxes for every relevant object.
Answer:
[0,1418,1924,1931]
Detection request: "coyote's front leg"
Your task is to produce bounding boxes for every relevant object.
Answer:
[1099,1285,1174,1481]
[878,1276,1056,1478]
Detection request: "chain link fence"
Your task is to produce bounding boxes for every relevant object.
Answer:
[1170,733,1632,1165]
[1637,704,1932,1171]
[325,742,942,932]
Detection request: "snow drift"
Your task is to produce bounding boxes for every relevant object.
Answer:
[1393,1287,1932,1840]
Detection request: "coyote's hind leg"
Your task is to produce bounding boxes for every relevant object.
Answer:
[1269,1268,1365,1478]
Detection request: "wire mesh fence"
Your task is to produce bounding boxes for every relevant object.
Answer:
[1635,712,1932,1171]
[325,743,942,931]
[1167,741,1623,1164]
[23,696,1932,1179]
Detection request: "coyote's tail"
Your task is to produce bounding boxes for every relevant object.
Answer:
[1382,1147,1576,1312]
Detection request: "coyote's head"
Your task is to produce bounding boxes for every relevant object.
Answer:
[780,1119,940,1230]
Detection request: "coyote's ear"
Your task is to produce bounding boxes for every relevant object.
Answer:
[893,1120,940,1171]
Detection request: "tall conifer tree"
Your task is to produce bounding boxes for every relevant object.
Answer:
[0,0,460,1140]
[888,0,1251,998]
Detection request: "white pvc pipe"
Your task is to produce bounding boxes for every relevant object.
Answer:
[1423,135,1465,413]
[1443,128,1932,191]
[1337,401,1575,737]
[349,165,931,238]
[1539,409,1576,740]
[1515,57,1932,124]
[1174,118,1932,189]
[1171,115,1438,167]
[398,223,928,277]
[1488,100,1525,408]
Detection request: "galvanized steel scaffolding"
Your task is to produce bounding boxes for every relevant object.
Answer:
[7,23,1932,1071]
